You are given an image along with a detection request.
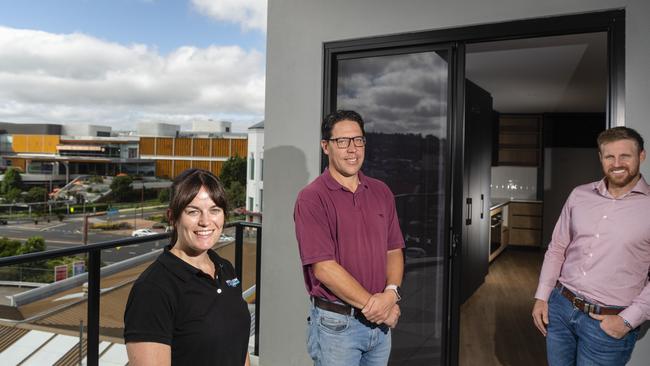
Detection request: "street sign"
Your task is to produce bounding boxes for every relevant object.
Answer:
[72,261,85,276]
[70,207,74,214]
[107,208,119,218]
[54,264,68,282]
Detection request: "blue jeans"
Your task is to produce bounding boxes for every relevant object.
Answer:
[546,287,639,366]
[307,304,391,366]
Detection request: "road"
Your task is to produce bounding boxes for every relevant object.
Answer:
[1,208,169,264]
[1,208,238,265]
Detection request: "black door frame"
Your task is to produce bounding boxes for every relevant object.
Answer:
[322,9,624,366]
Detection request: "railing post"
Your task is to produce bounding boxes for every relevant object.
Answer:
[87,249,100,366]
[254,226,262,356]
[79,320,84,366]
[234,223,243,281]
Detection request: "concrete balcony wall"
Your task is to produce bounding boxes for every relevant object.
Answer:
[264,1,650,365]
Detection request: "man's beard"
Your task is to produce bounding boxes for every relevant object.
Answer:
[606,166,639,188]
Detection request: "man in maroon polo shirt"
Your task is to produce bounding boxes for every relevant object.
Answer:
[294,110,405,366]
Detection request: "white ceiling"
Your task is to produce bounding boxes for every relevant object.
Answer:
[466,32,607,113]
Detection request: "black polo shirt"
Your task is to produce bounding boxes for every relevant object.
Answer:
[124,246,250,366]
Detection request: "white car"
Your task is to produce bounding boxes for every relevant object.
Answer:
[131,228,157,237]
[218,234,234,243]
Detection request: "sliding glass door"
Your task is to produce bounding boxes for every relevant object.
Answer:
[331,47,455,365]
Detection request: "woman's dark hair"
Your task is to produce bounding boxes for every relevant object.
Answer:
[168,169,228,246]
[321,110,365,140]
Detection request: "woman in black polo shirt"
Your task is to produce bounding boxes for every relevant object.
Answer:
[124,168,251,366]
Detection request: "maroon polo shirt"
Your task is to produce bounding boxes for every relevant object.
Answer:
[294,169,405,303]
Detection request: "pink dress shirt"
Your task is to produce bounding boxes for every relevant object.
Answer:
[535,176,650,328]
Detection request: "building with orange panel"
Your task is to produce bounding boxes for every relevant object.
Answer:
[137,121,247,179]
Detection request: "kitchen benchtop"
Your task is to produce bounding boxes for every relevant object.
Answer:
[490,198,543,211]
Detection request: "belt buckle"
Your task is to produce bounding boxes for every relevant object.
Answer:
[572,296,583,310]
[572,296,597,313]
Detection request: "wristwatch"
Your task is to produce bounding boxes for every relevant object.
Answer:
[385,284,402,302]
[622,318,633,330]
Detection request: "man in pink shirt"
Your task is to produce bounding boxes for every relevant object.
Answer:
[532,126,649,365]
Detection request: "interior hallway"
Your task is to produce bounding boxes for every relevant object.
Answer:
[460,248,546,366]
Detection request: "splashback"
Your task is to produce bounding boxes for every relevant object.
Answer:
[490,166,538,200]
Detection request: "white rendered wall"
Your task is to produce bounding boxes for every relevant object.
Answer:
[136,122,179,137]
[246,128,264,214]
[264,1,650,365]
[62,124,111,137]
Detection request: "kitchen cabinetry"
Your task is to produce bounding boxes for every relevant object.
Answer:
[496,114,542,166]
[508,202,542,246]
[489,205,508,262]
[461,80,492,303]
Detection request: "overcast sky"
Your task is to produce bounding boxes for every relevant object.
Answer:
[0,0,266,132]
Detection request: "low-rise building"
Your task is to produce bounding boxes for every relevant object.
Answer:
[138,121,247,179]
[245,121,264,222]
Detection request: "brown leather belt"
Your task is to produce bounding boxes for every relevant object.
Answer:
[556,283,623,316]
[313,297,356,316]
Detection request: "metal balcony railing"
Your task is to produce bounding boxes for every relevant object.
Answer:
[0,221,262,366]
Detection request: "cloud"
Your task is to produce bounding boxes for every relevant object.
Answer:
[192,0,267,33]
[0,26,265,131]
[337,51,448,137]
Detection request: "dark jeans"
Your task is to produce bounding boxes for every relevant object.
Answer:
[546,287,639,365]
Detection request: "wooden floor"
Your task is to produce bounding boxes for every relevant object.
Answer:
[460,248,547,366]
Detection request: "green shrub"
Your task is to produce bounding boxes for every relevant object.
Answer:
[4,187,23,203]
[88,175,104,184]
[147,214,168,223]
[158,189,170,203]
[0,237,22,257]
[25,187,47,203]
[90,222,132,230]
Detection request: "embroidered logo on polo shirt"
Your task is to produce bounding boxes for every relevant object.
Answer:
[226,278,240,287]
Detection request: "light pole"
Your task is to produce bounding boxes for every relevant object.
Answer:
[141,182,145,220]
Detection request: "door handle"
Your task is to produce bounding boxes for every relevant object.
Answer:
[480,194,485,219]
[465,197,472,225]
[449,230,460,258]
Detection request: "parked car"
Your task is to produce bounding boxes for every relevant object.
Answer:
[131,228,156,237]
[218,234,234,243]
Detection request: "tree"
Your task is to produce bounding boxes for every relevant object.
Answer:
[20,236,46,255]
[0,237,21,258]
[219,155,246,188]
[1,167,23,194]
[25,186,47,203]
[110,175,134,202]
[158,188,170,203]
[5,188,23,203]
[225,181,246,209]
[219,156,247,212]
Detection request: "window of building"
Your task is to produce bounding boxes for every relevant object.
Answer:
[260,158,263,181]
[0,135,12,153]
[248,197,254,211]
[249,154,255,180]
[259,189,263,212]
[128,148,138,158]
